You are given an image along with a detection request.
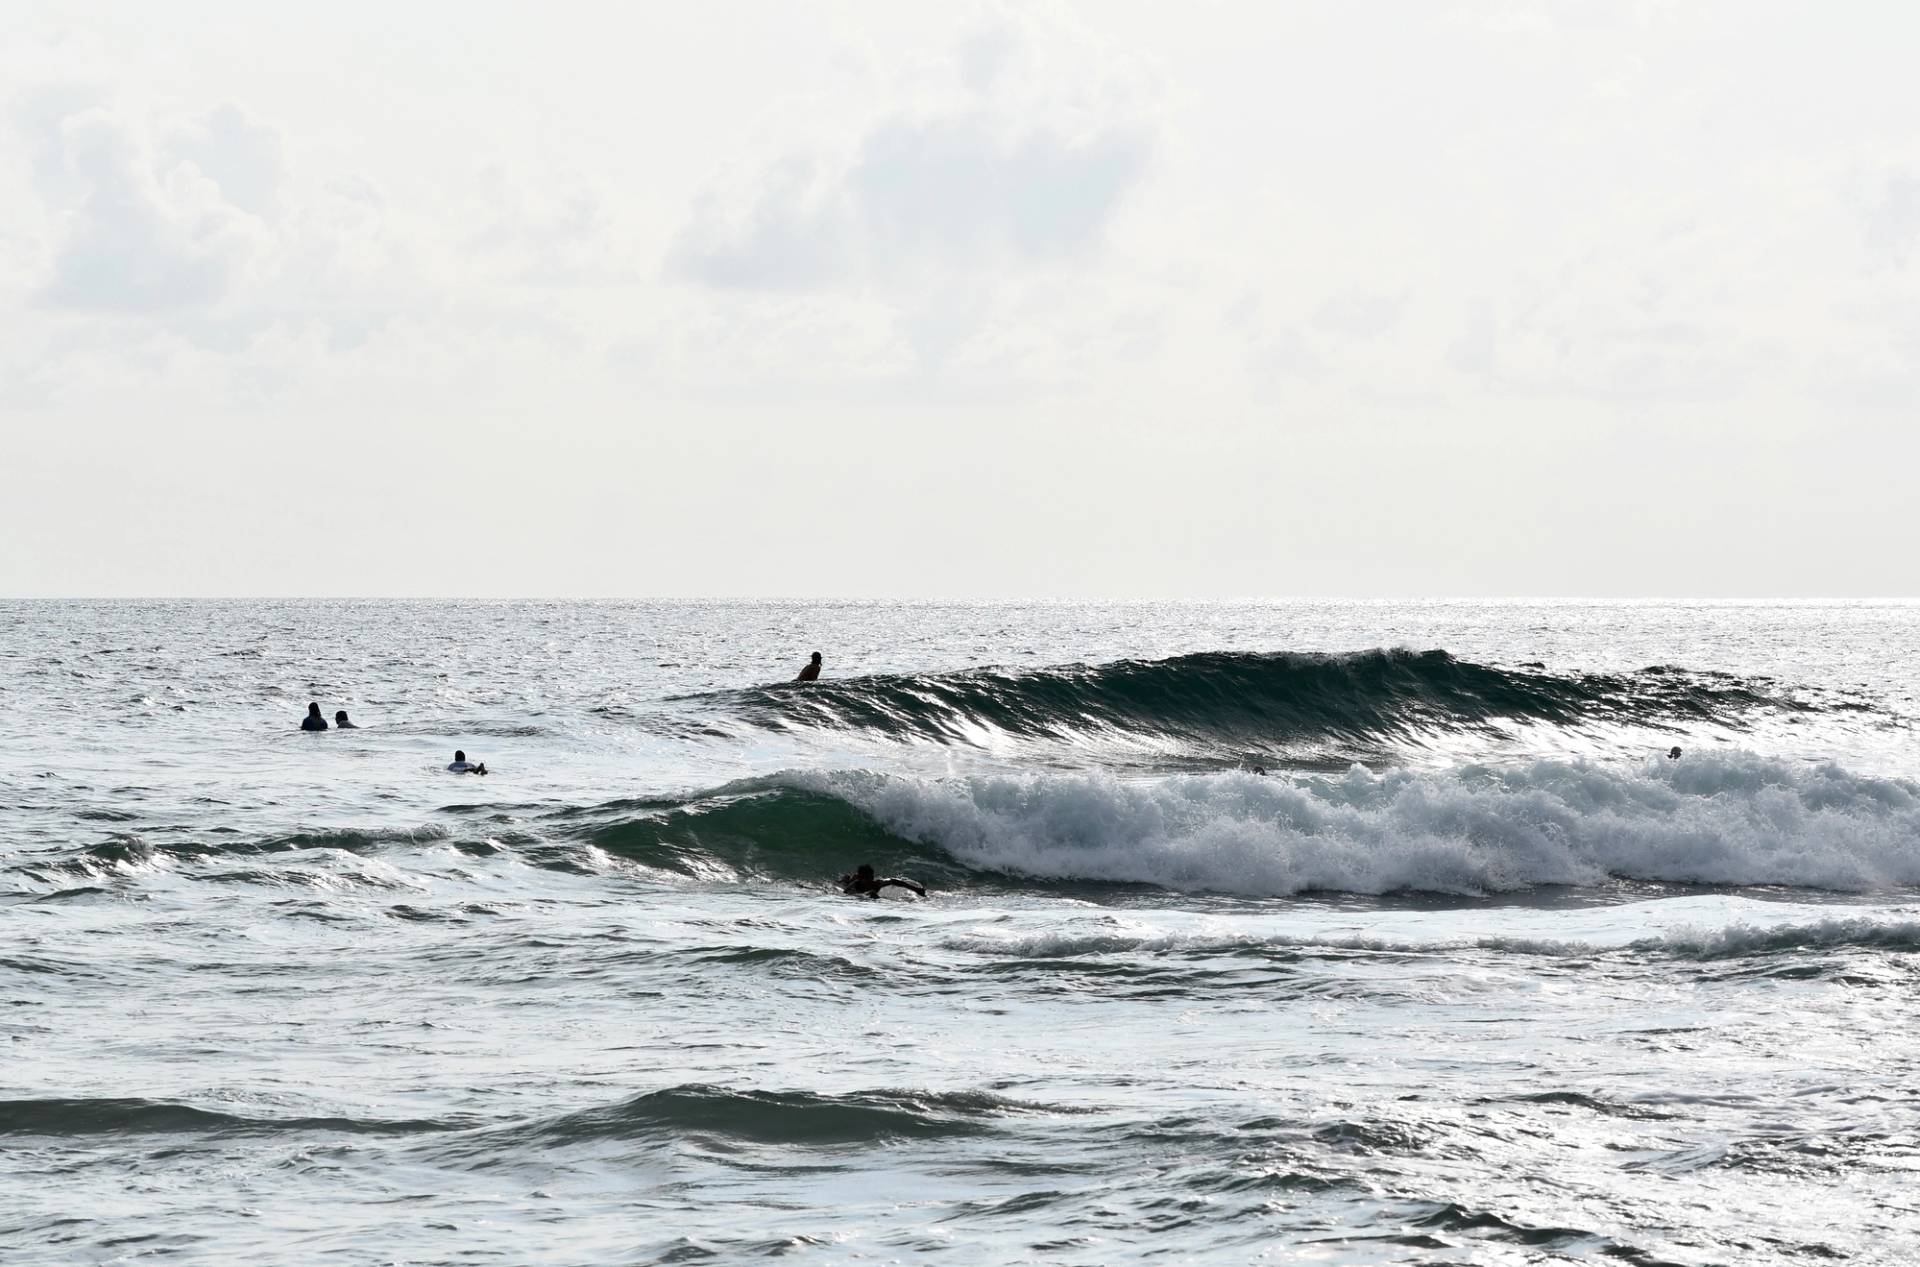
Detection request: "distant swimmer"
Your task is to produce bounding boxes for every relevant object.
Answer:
[301,702,328,732]
[1668,746,1682,760]
[840,863,925,899]
[334,710,358,729]
[795,651,823,683]
[447,749,488,775]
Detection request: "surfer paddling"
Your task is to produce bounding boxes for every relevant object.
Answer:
[840,863,926,899]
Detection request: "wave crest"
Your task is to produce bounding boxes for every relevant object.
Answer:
[690,649,1806,760]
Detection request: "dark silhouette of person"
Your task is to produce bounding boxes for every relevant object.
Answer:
[795,651,823,683]
[448,749,487,775]
[334,710,357,729]
[301,702,328,731]
[840,863,925,898]
[1668,746,1682,760]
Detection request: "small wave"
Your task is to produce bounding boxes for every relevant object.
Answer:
[684,649,1817,758]
[942,914,1920,962]
[0,1097,463,1138]
[255,825,451,853]
[1628,915,1920,958]
[464,1085,1051,1152]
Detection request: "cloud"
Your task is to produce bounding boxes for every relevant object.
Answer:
[852,115,1148,271]
[657,9,1159,388]
[167,103,285,217]
[667,11,1153,296]
[1862,168,1920,264]
[35,107,268,313]
[668,156,853,292]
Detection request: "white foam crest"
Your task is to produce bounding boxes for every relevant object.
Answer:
[1626,914,1920,958]
[813,752,1920,897]
[940,917,1920,960]
[935,905,1920,960]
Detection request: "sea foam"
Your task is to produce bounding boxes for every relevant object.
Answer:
[808,751,1920,896]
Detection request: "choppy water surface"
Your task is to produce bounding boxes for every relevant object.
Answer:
[3,600,1918,1265]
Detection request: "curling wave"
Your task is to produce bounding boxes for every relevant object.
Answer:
[687,649,1810,759]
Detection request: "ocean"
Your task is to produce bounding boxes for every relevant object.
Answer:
[3,599,1917,1265]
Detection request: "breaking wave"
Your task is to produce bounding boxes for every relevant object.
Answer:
[552,750,1920,898]
[25,752,1916,902]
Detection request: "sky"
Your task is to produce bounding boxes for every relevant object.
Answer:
[2,0,1917,598]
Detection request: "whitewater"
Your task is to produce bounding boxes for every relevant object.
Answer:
[3,599,1918,1265]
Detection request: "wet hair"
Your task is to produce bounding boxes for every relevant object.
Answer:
[307,702,322,715]
[335,711,349,723]
[811,651,822,662]
[454,750,466,762]
[1668,746,1682,760]
[856,864,874,878]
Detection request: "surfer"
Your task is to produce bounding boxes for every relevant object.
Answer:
[301,702,328,732]
[840,863,925,899]
[334,710,358,729]
[795,651,823,683]
[447,749,487,775]
[1668,746,1682,760]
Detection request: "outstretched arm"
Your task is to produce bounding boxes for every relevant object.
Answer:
[879,878,926,896]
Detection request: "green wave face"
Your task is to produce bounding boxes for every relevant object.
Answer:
[576,782,947,885]
[697,649,1799,758]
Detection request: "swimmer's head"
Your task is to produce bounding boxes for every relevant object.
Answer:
[856,864,874,880]
[454,750,466,762]
[335,710,349,724]
[811,651,822,663]
[307,702,322,717]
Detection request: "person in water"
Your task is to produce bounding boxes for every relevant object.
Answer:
[1668,746,1682,760]
[334,710,357,729]
[840,863,925,898]
[795,651,823,683]
[447,749,487,775]
[301,702,328,731]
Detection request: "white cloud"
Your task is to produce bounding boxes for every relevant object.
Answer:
[1862,168,1920,264]
[663,9,1157,384]
[668,156,854,292]
[167,103,285,217]
[35,107,268,313]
